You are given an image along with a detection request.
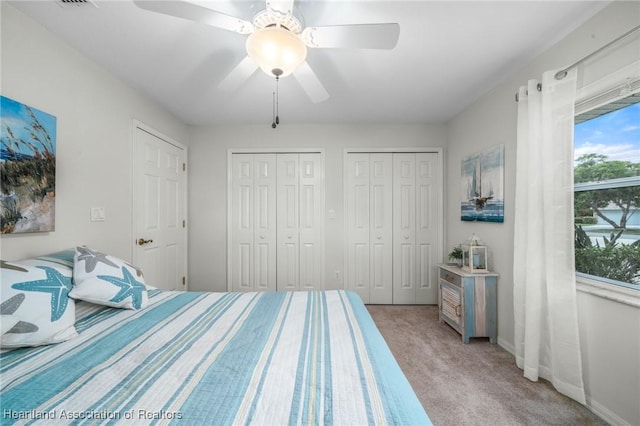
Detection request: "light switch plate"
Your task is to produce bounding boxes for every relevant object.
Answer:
[90,207,105,222]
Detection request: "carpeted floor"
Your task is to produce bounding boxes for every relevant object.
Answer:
[367,304,607,426]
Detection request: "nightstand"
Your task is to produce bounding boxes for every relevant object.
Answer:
[438,264,498,344]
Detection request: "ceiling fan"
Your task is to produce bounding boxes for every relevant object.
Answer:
[133,0,400,103]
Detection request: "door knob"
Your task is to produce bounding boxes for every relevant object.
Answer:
[137,238,153,246]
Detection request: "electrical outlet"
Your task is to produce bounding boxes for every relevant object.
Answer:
[334,270,341,280]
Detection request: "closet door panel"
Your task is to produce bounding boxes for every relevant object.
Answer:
[393,153,416,304]
[231,155,255,292]
[299,153,323,290]
[231,152,324,293]
[416,153,439,303]
[345,150,441,305]
[345,154,370,302]
[369,153,393,304]
[277,154,300,291]
[254,154,277,291]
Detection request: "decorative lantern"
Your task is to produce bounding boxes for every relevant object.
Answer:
[461,233,488,273]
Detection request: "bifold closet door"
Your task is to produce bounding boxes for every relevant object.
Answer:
[277,153,324,291]
[415,153,439,304]
[230,154,277,292]
[393,154,416,305]
[393,152,439,304]
[346,152,440,304]
[345,153,393,304]
[230,152,323,292]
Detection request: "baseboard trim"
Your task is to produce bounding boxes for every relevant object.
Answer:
[497,337,515,355]
[586,395,634,426]
[497,337,633,426]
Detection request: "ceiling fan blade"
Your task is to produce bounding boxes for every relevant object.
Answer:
[301,23,400,49]
[266,0,294,18]
[293,62,329,103]
[219,56,259,92]
[133,0,254,35]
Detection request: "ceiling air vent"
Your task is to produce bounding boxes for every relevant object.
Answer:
[57,0,98,8]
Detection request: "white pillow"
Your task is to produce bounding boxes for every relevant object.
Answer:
[1,259,77,348]
[71,246,148,310]
[1,315,19,335]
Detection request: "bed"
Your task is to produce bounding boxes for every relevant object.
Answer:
[1,252,430,425]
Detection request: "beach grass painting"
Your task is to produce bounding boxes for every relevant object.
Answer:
[1,96,57,234]
[461,144,504,223]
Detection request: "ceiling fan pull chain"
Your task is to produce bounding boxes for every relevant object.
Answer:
[272,91,277,129]
[275,75,280,126]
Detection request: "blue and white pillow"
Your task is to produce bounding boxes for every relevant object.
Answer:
[70,246,148,310]
[34,248,76,267]
[1,258,77,348]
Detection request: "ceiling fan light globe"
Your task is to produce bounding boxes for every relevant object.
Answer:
[246,26,307,78]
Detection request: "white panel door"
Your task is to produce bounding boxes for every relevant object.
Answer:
[393,153,417,304]
[345,153,392,304]
[230,152,324,293]
[254,155,277,291]
[346,150,441,305]
[231,154,256,292]
[416,153,439,304]
[133,125,186,291]
[231,154,277,292]
[298,153,323,291]
[345,153,371,302]
[369,154,393,304]
[277,154,300,291]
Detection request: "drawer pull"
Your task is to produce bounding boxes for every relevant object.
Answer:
[455,305,461,317]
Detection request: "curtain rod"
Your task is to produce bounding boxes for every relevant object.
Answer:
[555,24,640,80]
[515,24,640,101]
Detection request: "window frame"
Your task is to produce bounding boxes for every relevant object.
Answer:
[573,61,640,304]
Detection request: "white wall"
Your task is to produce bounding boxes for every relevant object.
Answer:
[187,124,446,292]
[445,2,640,425]
[0,3,189,262]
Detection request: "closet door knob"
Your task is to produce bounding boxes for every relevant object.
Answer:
[288,234,293,239]
[404,234,410,240]
[377,235,382,240]
[259,235,265,240]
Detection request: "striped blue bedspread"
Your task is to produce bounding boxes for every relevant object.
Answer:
[1,290,431,425]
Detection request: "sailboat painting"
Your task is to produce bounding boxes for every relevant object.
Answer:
[461,144,504,222]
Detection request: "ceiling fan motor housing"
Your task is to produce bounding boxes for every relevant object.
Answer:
[253,9,303,34]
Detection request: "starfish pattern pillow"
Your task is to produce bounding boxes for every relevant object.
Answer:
[1,258,77,348]
[71,246,148,310]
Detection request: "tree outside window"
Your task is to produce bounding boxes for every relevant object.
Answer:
[574,95,640,287]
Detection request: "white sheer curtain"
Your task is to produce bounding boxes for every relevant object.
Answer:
[513,68,586,404]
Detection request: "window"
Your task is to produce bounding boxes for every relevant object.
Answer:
[574,91,640,289]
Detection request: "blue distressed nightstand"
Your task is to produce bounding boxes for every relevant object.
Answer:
[438,264,498,344]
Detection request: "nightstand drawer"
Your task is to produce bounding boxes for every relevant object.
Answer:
[439,268,461,287]
[440,282,462,328]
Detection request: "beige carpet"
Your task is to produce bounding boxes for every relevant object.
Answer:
[367,304,607,426]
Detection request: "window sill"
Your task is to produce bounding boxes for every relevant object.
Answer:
[576,276,640,308]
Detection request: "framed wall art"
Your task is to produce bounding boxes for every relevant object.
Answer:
[1,96,57,234]
[461,144,504,223]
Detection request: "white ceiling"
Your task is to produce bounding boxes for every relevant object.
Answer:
[9,0,610,126]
